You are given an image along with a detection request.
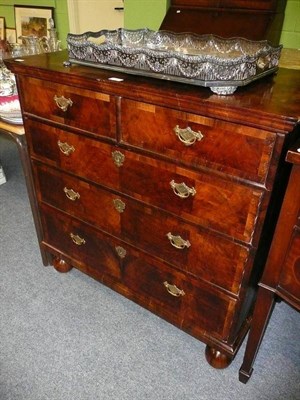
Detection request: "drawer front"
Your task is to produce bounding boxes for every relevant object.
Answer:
[33,162,121,237]
[27,119,263,243]
[121,99,276,183]
[122,199,251,295]
[34,163,250,295]
[41,203,122,280]
[26,119,120,186]
[41,203,235,340]
[279,227,300,302]
[123,254,236,341]
[19,76,116,138]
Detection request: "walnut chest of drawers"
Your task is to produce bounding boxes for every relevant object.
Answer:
[6,52,300,368]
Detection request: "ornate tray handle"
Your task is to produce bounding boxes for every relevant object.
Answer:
[70,233,86,246]
[174,125,204,146]
[170,180,196,198]
[163,281,185,297]
[54,95,73,112]
[167,232,191,249]
[63,187,80,201]
[57,140,75,156]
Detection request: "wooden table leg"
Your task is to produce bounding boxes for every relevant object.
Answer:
[239,287,276,383]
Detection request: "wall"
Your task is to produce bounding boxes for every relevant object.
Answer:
[0,0,299,49]
[124,0,170,31]
[280,0,300,48]
[0,0,69,47]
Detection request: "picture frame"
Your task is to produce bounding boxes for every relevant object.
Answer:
[0,17,5,40]
[6,28,17,44]
[14,6,54,42]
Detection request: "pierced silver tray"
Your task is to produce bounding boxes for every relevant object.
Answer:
[67,28,282,95]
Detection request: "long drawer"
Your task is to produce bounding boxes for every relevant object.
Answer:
[34,163,251,295]
[27,119,264,244]
[41,203,237,341]
[19,76,117,139]
[120,99,276,184]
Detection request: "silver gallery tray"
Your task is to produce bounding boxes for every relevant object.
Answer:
[67,28,282,95]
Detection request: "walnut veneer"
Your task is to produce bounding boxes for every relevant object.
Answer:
[5,51,300,369]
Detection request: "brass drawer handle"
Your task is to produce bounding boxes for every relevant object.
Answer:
[174,125,203,146]
[70,233,86,246]
[113,198,126,213]
[63,187,80,201]
[54,95,73,112]
[170,180,196,198]
[115,246,127,259]
[163,281,185,297]
[167,232,191,249]
[112,150,125,167]
[57,140,75,156]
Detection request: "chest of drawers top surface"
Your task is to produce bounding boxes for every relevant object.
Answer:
[5,50,300,133]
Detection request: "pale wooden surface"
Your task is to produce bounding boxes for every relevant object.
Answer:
[279,48,300,70]
[0,120,24,136]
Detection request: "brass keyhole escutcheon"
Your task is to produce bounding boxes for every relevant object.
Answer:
[113,198,126,213]
[115,246,127,259]
[112,150,125,167]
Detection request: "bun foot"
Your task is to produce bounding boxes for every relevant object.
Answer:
[53,257,73,273]
[205,345,233,369]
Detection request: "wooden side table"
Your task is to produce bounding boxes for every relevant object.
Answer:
[0,120,50,265]
[239,141,300,383]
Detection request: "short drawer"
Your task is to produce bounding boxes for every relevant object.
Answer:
[120,99,276,183]
[19,76,116,139]
[279,227,300,302]
[27,119,264,244]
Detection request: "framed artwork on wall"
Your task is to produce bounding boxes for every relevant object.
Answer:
[14,6,54,42]
[6,28,17,44]
[0,17,5,40]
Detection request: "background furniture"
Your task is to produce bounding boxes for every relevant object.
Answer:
[160,0,287,44]
[0,121,24,185]
[5,51,300,369]
[0,119,48,264]
[239,142,300,383]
